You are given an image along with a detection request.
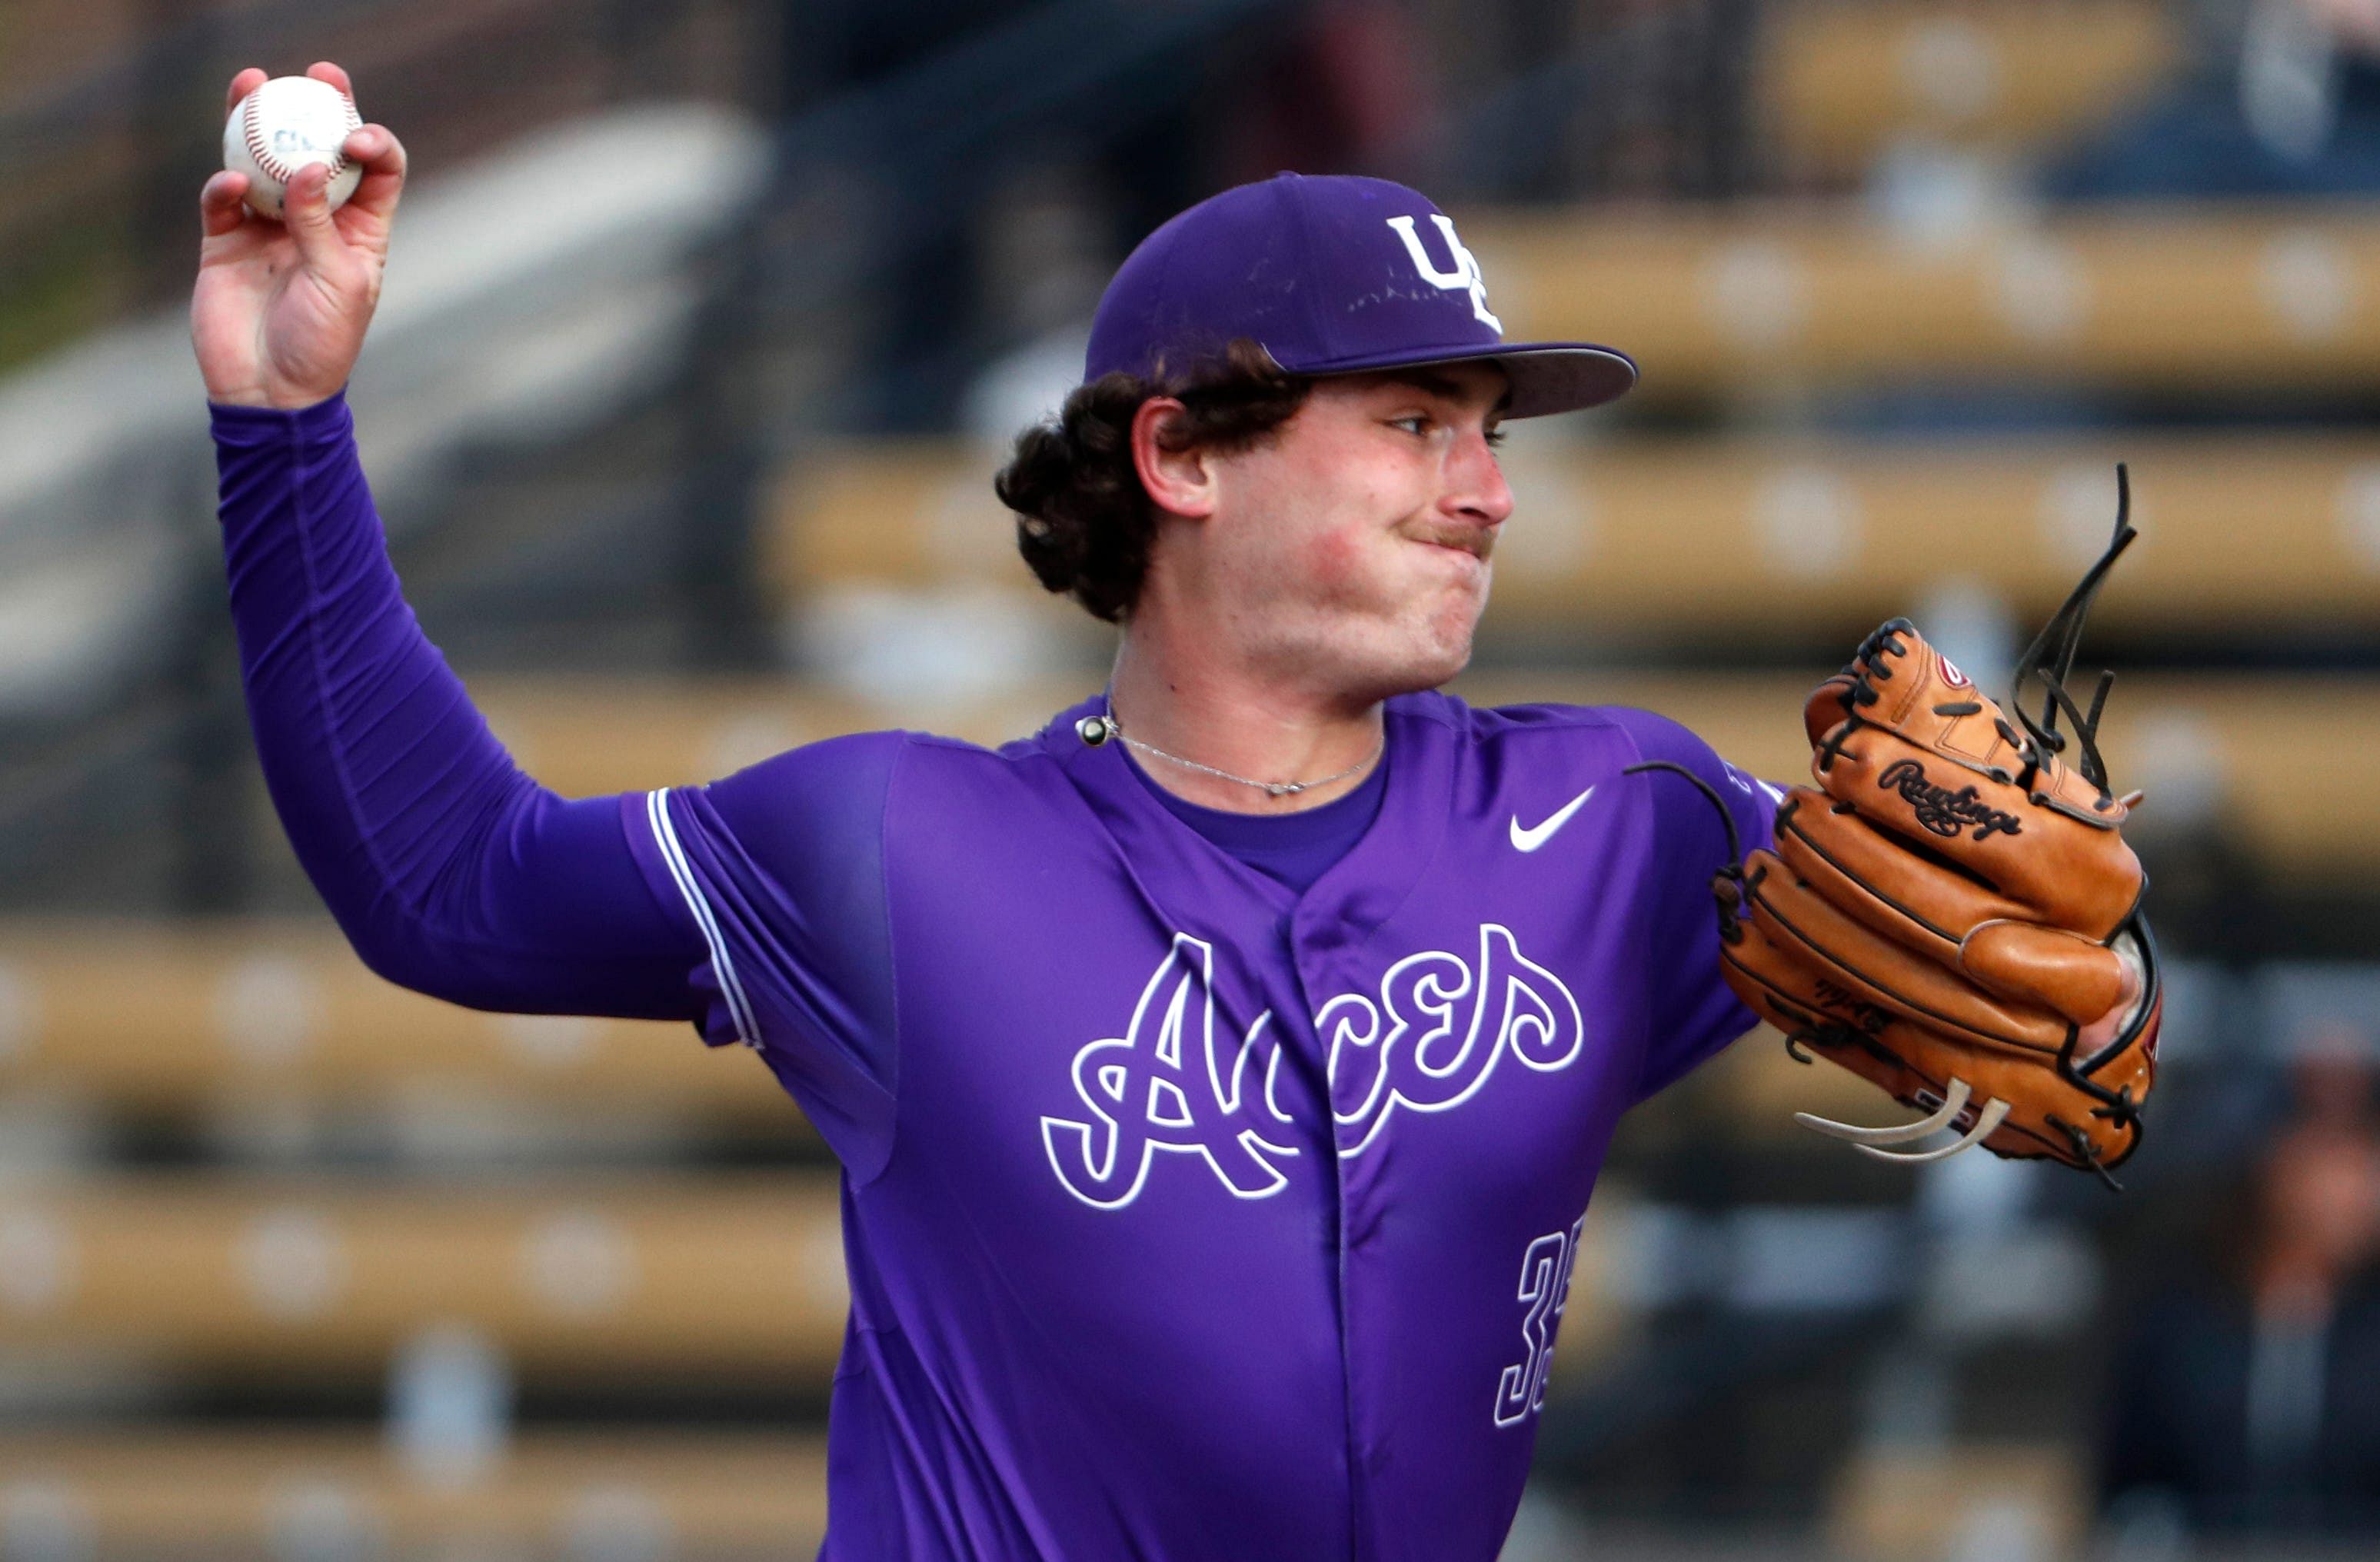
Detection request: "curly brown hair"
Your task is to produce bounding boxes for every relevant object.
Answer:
[992,339,1312,624]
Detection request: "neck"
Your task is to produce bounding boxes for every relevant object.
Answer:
[1107,626,1384,815]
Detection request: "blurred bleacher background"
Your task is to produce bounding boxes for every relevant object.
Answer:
[3,0,2379,1557]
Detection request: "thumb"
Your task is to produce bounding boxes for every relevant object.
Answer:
[281,163,348,271]
[1959,919,2127,1028]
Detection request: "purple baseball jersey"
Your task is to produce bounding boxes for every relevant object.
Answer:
[213,395,1778,1560]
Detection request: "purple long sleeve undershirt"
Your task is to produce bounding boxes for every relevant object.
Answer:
[212,392,703,1021]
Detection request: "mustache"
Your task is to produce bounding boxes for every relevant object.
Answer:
[1406,521,1497,561]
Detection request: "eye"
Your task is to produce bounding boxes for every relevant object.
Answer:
[1389,414,1434,437]
[1483,426,1508,449]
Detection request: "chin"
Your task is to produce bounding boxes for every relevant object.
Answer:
[1409,641,1475,693]
[1353,624,1477,701]
[1413,592,1486,684]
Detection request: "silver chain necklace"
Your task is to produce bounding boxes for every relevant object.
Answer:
[1074,708,1382,800]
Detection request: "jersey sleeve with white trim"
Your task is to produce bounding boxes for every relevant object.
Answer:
[623,738,902,1177]
[1594,705,1783,1101]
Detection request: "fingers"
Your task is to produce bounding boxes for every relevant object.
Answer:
[2073,947,2146,1056]
[1959,919,2127,1028]
[280,164,348,271]
[306,60,355,98]
[225,67,268,117]
[339,123,407,230]
[200,170,252,238]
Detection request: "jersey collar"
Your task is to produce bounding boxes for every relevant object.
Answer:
[1037,691,1459,950]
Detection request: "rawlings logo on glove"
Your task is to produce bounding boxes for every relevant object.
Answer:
[1875,759,2024,841]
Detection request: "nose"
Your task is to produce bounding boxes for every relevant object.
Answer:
[1446,427,1514,528]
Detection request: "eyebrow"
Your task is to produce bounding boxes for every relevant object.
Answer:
[1377,368,1513,418]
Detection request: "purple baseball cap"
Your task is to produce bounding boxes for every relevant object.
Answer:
[1084,172,1636,418]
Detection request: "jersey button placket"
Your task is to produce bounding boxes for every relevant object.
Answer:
[1290,914,1384,1562]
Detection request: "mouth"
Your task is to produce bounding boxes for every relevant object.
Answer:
[1406,525,1496,564]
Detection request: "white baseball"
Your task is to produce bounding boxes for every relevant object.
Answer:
[223,75,364,221]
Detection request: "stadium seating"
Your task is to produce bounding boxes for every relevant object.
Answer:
[0,924,789,1119]
[1760,0,2179,176]
[1458,207,2380,398]
[768,437,2380,632]
[0,1432,825,1553]
[1830,1441,2087,1562]
[0,1176,845,1376]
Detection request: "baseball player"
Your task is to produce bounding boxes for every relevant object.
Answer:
[195,62,2156,1561]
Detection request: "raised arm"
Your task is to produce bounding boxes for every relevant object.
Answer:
[192,66,906,1179]
[212,393,701,1017]
[194,64,697,1019]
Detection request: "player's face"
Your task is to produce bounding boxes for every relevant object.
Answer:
[1200,362,1513,702]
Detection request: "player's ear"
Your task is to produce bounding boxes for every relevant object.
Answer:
[1130,397,1219,521]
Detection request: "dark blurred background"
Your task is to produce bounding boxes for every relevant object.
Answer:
[2,0,2378,1557]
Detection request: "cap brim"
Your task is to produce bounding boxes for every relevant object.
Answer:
[1269,340,1638,418]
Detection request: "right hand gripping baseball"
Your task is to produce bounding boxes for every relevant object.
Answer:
[192,62,407,410]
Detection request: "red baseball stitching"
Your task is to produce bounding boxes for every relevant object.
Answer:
[242,86,361,188]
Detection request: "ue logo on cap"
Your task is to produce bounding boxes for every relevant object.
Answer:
[1082,173,1638,418]
[1384,214,1503,332]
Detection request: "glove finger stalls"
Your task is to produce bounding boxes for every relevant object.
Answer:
[1809,1024,2145,1170]
[1719,914,2145,1170]
[1959,918,2128,1027]
[1769,784,2139,1031]
[1733,885,2161,1167]
[1739,854,2070,1055]
[1774,786,2032,959]
[1899,1022,2151,1168]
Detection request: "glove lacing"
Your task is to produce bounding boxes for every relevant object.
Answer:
[1812,465,2139,818]
[2005,463,2139,810]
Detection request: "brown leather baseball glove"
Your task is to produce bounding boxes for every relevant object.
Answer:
[1670,471,2162,1184]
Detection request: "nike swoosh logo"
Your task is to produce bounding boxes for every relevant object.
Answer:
[1510,786,1597,852]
